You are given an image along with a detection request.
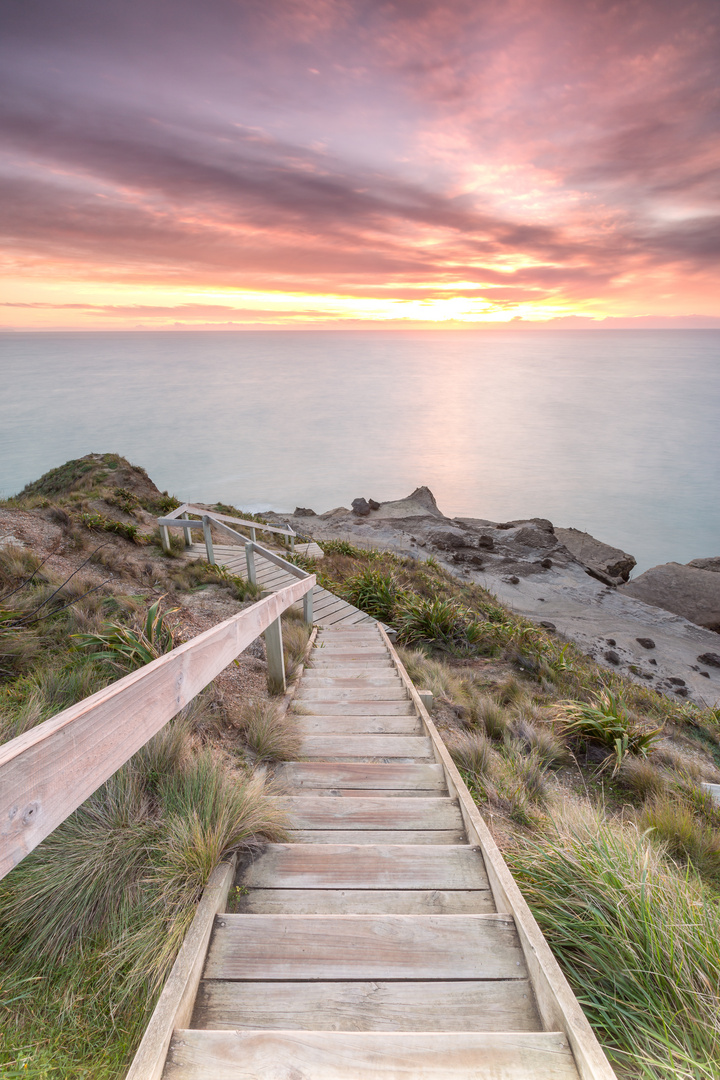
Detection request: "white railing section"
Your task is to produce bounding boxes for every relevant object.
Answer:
[157,503,296,560]
[0,575,315,882]
[243,540,314,627]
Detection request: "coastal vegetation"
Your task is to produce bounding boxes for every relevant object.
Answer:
[0,456,309,1077]
[0,455,718,1077]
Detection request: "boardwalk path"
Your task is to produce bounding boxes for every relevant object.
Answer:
[186,542,380,630]
[160,622,587,1079]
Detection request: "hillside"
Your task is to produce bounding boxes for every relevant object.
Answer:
[1,455,719,1078]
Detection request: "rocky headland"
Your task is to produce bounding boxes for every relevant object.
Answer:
[270,487,720,707]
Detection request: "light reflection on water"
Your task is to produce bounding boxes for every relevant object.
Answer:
[1,329,718,574]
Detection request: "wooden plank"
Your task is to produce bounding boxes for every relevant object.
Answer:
[319,607,370,627]
[270,796,459,828]
[284,789,446,798]
[380,627,617,1080]
[0,577,314,881]
[164,1030,578,1080]
[300,674,401,686]
[166,504,295,538]
[239,843,487,889]
[297,735,433,758]
[233,888,494,915]
[295,716,423,735]
[294,702,415,715]
[126,857,235,1080]
[203,913,525,980]
[193,978,540,1032]
[288,829,467,844]
[274,762,445,790]
[296,687,408,700]
[308,658,393,668]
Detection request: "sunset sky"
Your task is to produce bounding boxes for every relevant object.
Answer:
[2,0,719,329]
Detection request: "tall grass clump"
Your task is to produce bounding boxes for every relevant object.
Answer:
[237,699,302,762]
[394,595,484,651]
[508,811,720,1078]
[0,732,287,1075]
[640,793,720,884]
[73,598,177,672]
[282,610,312,682]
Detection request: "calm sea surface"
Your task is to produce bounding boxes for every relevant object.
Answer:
[1,330,718,574]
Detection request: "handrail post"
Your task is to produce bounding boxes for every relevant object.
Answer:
[303,587,313,626]
[182,513,192,548]
[263,616,286,694]
[245,542,256,586]
[250,526,256,542]
[202,516,215,565]
[159,524,171,554]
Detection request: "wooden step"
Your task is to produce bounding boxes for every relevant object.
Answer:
[164,1030,578,1079]
[192,978,540,1032]
[297,735,433,758]
[288,829,467,844]
[239,844,488,889]
[294,702,415,715]
[296,686,408,700]
[273,795,458,829]
[295,715,423,735]
[285,789,445,798]
[234,888,495,914]
[274,762,446,791]
[204,914,523,981]
[300,675,402,687]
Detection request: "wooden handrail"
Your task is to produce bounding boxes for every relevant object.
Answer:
[0,575,315,882]
[244,541,313,624]
[161,503,296,538]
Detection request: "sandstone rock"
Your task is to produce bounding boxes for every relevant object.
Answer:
[540,621,557,631]
[427,527,467,551]
[294,507,316,516]
[668,677,686,686]
[555,527,636,584]
[698,652,720,668]
[477,534,495,550]
[541,558,553,569]
[636,637,655,649]
[513,526,557,550]
[687,557,720,573]
[620,563,720,633]
[604,650,620,665]
[351,498,371,516]
[368,499,381,511]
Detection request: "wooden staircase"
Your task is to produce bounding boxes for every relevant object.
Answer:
[131,624,616,1080]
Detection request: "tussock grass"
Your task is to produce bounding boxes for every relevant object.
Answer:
[640,793,720,884]
[618,756,669,801]
[282,610,312,683]
[237,699,302,762]
[507,810,720,1079]
[450,730,494,779]
[0,706,287,1075]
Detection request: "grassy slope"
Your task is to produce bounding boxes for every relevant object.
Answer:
[0,457,309,1078]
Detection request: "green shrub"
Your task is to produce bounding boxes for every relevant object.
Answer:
[558,690,662,773]
[340,566,400,622]
[73,599,177,672]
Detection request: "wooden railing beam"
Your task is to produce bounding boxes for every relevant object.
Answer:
[0,576,314,882]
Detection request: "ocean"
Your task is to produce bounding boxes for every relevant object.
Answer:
[1,329,718,575]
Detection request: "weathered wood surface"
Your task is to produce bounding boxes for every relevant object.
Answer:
[295,702,415,715]
[203,913,524,980]
[0,577,314,881]
[273,761,446,790]
[164,1030,579,1080]
[271,796,459,829]
[239,843,489,889]
[287,829,467,845]
[297,735,433,758]
[295,715,423,735]
[300,674,401,686]
[233,888,495,915]
[297,686,408,700]
[126,858,236,1080]
[193,979,539,1032]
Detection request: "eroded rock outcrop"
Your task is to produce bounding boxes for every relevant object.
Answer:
[620,562,720,633]
[554,527,636,585]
